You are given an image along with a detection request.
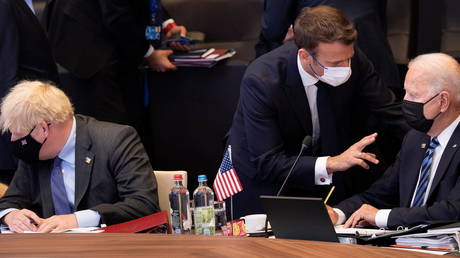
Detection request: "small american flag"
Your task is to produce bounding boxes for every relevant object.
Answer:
[213,146,243,201]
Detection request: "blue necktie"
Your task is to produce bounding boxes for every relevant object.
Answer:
[411,137,440,207]
[51,158,73,215]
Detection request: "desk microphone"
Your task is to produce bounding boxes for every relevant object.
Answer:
[276,135,312,196]
[264,135,312,237]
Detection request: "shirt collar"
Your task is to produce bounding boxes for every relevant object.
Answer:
[434,114,460,148]
[58,116,76,165]
[24,0,35,14]
[297,53,319,86]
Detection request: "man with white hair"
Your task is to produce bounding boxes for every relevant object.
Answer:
[0,81,159,233]
[328,53,460,228]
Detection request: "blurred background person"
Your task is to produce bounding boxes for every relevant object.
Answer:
[0,0,58,184]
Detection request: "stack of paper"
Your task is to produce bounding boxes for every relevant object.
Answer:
[394,232,460,250]
[169,48,236,68]
[334,225,396,237]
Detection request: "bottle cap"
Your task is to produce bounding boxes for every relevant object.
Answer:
[173,174,183,180]
[197,174,207,181]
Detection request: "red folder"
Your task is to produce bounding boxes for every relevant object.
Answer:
[101,211,170,233]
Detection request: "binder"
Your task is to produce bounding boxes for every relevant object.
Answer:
[101,211,170,233]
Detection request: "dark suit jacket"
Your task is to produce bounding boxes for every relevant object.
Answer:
[0,115,159,225]
[336,125,460,228]
[43,0,152,79]
[0,0,58,170]
[227,42,409,218]
[255,0,400,90]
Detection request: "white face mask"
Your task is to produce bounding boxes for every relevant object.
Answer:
[310,57,352,87]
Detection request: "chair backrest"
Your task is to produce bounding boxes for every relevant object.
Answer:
[153,170,188,215]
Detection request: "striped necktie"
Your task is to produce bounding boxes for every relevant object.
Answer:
[411,137,440,207]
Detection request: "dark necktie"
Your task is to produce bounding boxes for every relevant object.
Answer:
[50,158,73,214]
[411,137,440,207]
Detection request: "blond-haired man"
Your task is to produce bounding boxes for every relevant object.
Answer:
[329,53,460,228]
[0,81,159,233]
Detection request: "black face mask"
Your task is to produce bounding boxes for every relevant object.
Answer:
[402,93,441,133]
[8,127,44,163]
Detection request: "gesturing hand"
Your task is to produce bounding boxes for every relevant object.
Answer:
[326,133,379,173]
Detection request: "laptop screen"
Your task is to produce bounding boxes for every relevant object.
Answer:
[261,195,339,242]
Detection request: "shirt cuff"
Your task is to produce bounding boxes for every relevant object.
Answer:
[162,19,175,29]
[144,45,155,58]
[0,208,18,222]
[333,208,346,225]
[74,209,101,228]
[375,209,391,228]
[315,156,332,185]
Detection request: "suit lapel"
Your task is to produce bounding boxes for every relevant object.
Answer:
[401,134,430,207]
[284,46,313,135]
[74,116,95,209]
[428,123,460,198]
[38,160,54,217]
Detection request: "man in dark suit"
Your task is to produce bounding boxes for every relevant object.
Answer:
[255,0,400,91]
[226,6,408,218]
[0,0,59,184]
[0,81,159,233]
[42,0,187,131]
[329,53,460,228]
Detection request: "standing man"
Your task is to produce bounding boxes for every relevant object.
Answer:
[0,0,59,184]
[43,0,187,131]
[255,0,400,91]
[0,81,159,233]
[329,53,460,228]
[226,6,409,218]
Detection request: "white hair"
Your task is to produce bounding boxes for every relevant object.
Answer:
[408,53,460,102]
[0,81,74,134]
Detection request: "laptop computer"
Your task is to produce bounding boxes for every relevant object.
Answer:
[260,195,339,242]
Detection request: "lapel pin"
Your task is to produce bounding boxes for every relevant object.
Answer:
[421,143,426,149]
[85,157,92,164]
[453,144,458,148]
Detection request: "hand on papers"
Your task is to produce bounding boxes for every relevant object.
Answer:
[165,25,191,51]
[146,49,177,72]
[326,133,379,173]
[3,209,43,233]
[344,204,378,228]
[326,205,338,225]
[37,214,78,233]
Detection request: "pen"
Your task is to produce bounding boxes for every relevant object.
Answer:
[324,186,335,204]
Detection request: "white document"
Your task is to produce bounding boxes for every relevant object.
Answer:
[334,225,396,236]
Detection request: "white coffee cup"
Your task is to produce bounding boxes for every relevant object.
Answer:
[240,214,268,233]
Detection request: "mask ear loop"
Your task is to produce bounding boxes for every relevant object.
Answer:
[308,52,327,79]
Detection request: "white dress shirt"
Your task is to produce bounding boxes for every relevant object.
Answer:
[335,114,460,227]
[24,0,35,14]
[296,54,332,185]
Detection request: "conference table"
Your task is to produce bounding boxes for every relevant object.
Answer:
[0,234,448,257]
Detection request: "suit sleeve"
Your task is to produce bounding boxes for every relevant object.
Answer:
[355,48,410,140]
[98,0,150,64]
[0,162,35,212]
[387,174,460,228]
[240,74,317,189]
[256,0,296,57]
[0,0,19,94]
[90,126,159,225]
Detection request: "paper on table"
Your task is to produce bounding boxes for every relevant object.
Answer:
[334,225,396,236]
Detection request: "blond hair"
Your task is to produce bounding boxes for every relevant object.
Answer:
[0,81,74,134]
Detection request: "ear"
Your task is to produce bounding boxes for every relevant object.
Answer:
[298,48,313,66]
[36,121,50,138]
[440,91,450,112]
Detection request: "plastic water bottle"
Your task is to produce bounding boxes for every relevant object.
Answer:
[193,174,215,235]
[169,174,191,234]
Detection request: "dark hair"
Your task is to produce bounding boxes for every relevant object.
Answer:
[294,6,357,54]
